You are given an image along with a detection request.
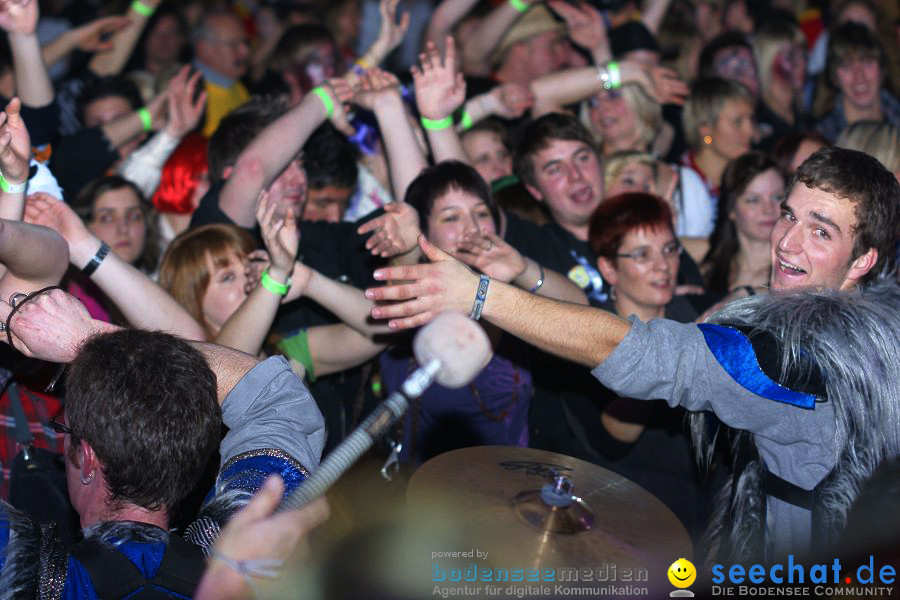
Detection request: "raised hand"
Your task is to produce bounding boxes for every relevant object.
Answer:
[256,190,299,279]
[548,0,607,56]
[0,0,38,35]
[357,202,421,258]
[371,0,411,59]
[489,83,534,119]
[412,37,466,120]
[68,15,131,53]
[164,66,208,139]
[621,62,689,106]
[454,231,526,283]
[353,68,402,112]
[0,98,31,185]
[319,78,357,136]
[366,235,480,329]
[24,192,96,262]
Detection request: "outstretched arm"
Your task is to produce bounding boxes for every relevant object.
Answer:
[423,0,480,59]
[41,15,130,68]
[461,0,534,76]
[219,80,354,227]
[24,193,206,340]
[365,236,629,366]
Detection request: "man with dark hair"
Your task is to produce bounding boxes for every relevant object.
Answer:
[0,290,325,597]
[303,123,360,223]
[367,146,900,561]
[817,21,900,142]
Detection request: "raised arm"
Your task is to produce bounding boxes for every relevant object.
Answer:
[461,0,534,76]
[457,83,534,130]
[88,0,162,76]
[0,98,30,221]
[413,38,469,165]
[423,0,481,58]
[0,0,54,108]
[530,62,688,115]
[214,192,298,354]
[353,69,426,204]
[0,220,69,298]
[641,0,674,34]
[219,80,354,227]
[24,193,206,340]
[351,0,409,76]
[41,15,130,68]
[118,66,207,197]
[547,0,610,65]
[365,236,630,366]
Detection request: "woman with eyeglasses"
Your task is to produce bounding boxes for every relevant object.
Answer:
[557,192,706,541]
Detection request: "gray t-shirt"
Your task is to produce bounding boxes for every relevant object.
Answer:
[591,317,838,557]
[219,356,326,473]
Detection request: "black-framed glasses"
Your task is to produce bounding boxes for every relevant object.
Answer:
[615,242,683,264]
[48,411,75,436]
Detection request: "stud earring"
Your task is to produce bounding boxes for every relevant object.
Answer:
[703,135,713,145]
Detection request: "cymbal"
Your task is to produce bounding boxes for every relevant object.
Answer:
[407,446,692,570]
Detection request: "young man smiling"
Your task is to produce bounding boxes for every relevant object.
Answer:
[366,146,900,561]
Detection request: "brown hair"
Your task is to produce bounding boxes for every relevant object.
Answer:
[159,224,256,339]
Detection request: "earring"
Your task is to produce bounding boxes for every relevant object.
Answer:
[81,472,93,485]
[703,135,713,145]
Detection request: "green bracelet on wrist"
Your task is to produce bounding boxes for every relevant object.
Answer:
[0,171,26,194]
[420,115,454,131]
[137,107,153,132]
[261,269,291,296]
[130,0,155,16]
[508,0,529,13]
[460,111,474,130]
[311,86,334,118]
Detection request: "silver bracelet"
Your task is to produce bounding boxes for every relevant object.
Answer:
[470,274,491,320]
[529,264,545,293]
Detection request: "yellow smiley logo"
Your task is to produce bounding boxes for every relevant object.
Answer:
[668,558,696,588]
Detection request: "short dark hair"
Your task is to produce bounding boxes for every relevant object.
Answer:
[826,21,886,90]
[588,192,675,259]
[79,76,143,120]
[404,161,499,232]
[65,329,221,512]
[703,152,781,293]
[207,96,288,183]
[788,146,900,283]
[513,113,598,190]
[303,123,359,190]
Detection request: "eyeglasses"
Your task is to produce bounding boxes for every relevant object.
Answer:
[615,241,682,264]
[49,411,75,436]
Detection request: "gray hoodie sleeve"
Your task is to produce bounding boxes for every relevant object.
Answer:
[218,355,326,473]
[591,317,833,448]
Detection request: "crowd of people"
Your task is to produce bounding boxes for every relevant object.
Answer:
[0,0,898,596]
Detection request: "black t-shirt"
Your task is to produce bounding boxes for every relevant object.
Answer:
[188,181,385,454]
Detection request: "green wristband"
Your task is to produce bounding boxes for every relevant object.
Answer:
[261,269,291,296]
[0,171,26,194]
[311,86,334,118]
[460,111,474,130]
[130,0,155,16]
[508,0,529,13]
[137,107,152,132]
[420,116,454,131]
[278,329,316,382]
